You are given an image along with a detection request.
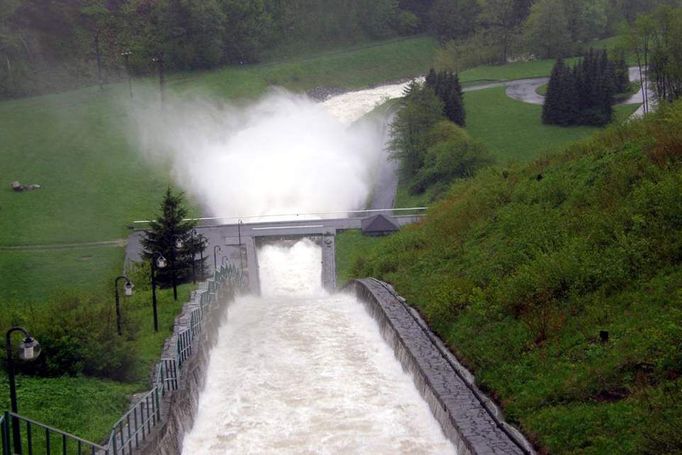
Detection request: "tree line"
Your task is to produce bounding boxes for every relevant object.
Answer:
[0,0,420,99]
[433,0,680,71]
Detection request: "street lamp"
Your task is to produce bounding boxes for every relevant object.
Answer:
[121,49,133,99]
[114,275,134,336]
[151,252,167,332]
[213,245,222,272]
[6,327,41,454]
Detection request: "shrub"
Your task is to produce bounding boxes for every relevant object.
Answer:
[5,293,139,381]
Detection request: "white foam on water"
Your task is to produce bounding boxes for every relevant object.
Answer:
[182,240,455,454]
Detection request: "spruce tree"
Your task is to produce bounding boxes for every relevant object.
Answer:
[141,187,204,294]
[543,59,564,125]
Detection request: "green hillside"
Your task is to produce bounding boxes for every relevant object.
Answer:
[348,102,682,454]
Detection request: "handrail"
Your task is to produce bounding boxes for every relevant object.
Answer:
[107,388,161,454]
[6,411,108,454]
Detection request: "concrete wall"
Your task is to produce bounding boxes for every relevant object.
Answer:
[349,278,535,455]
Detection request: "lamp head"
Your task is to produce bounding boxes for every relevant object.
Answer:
[18,336,41,361]
[175,238,184,249]
[124,281,134,296]
[156,255,168,269]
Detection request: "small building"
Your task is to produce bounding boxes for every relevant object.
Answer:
[361,214,400,236]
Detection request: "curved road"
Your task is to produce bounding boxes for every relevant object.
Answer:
[503,67,651,109]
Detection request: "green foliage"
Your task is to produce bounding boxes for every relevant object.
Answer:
[428,0,480,43]
[390,81,444,179]
[350,101,682,453]
[425,68,465,126]
[524,0,573,59]
[411,121,494,196]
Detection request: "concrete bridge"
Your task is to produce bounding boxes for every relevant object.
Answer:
[125,210,424,295]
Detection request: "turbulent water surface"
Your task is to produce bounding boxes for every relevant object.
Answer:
[182,240,455,454]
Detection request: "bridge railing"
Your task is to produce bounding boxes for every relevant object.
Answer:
[132,206,430,227]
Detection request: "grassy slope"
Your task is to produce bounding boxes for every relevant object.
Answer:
[348,103,682,454]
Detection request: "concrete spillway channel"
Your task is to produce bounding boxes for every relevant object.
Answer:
[142,239,533,454]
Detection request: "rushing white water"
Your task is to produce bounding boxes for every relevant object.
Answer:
[182,240,455,454]
[321,80,414,124]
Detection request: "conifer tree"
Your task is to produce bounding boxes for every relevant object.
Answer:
[425,68,466,126]
[141,187,206,293]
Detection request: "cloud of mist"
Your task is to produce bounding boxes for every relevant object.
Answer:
[129,88,387,220]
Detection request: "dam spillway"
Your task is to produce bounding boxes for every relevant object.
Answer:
[182,239,456,454]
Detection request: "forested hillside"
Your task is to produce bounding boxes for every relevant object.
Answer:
[1,0,675,99]
[351,101,682,454]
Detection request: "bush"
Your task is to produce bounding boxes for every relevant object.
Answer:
[5,293,139,381]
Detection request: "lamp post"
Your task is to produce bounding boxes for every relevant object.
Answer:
[114,275,134,336]
[237,219,244,270]
[5,327,41,455]
[121,49,133,99]
[171,236,184,301]
[151,252,168,332]
[213,245,222,273]
[151,55,165,104]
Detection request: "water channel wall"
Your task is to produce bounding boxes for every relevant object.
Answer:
[135,270,237,455]
[349,278,536,455]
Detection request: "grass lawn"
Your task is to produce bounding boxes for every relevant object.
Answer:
[0,374,137,445]
[335,230,385,287]
[460,58,573,84]
[464,86,640,163]
[0,246,124,303]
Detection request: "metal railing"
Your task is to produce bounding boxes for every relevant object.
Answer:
[2,411,108,455]
[155,358,178,395]
[108,388,160,455]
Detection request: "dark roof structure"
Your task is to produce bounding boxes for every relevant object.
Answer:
[361,214,400,236]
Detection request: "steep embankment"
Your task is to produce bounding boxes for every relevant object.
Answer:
[351,102,682,454]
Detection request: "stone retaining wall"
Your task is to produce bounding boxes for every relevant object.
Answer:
[350,278,535,455]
